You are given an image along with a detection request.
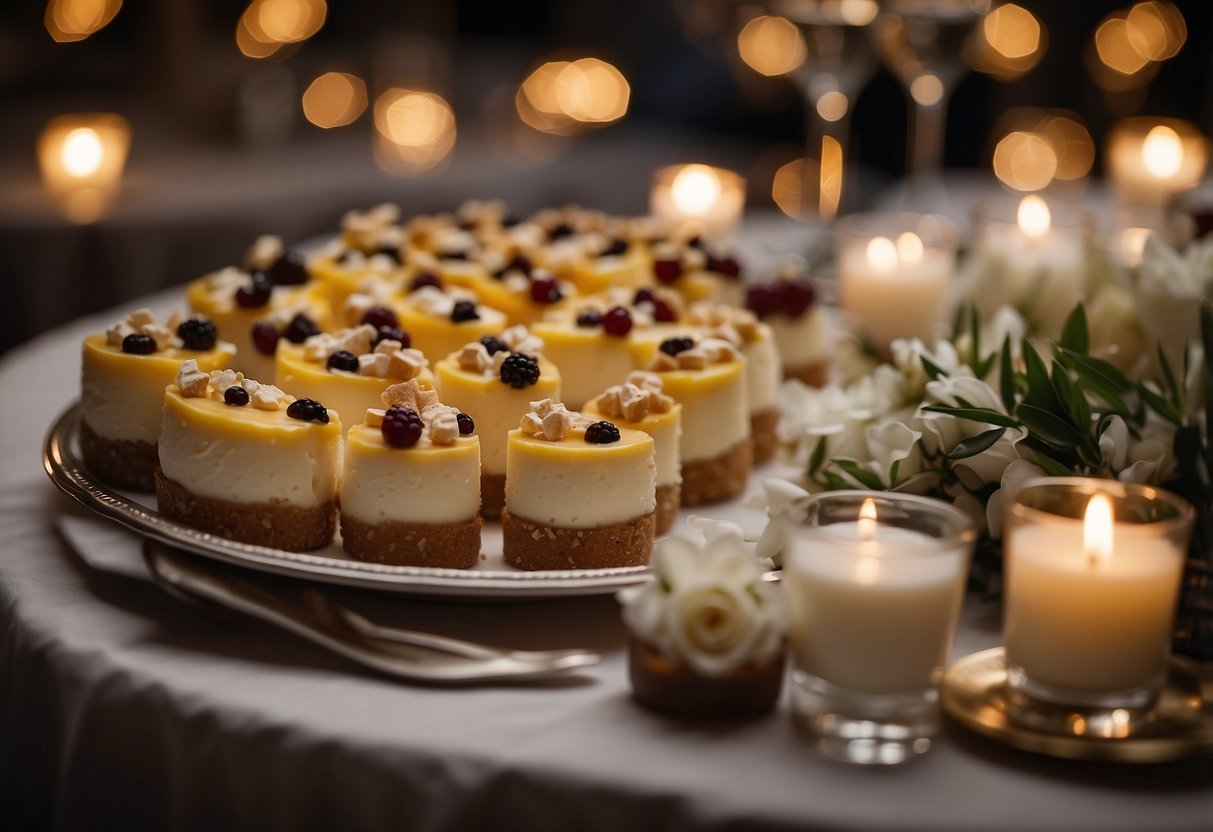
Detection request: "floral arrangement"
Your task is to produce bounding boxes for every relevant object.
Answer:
[773,233,1213,619]
[618,517,784,678]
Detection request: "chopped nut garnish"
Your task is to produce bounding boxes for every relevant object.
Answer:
[647,352,678,372]
[520,398,573,440]
[141,323,172,351]
[365,408,386,428]
[303,333,338,363]
[457,342,492,373]
[429,412,459,445]
[176,360,210,397]
[250,384,288,411]
[105,321,135,347]
[676,348,708,370]
[359,352,391,377]
[389,348,427,380]
[128,308,156,328]
[342,293,375,327]
[208,369,242,394]
[374,338,402,355]
[382,379,439,412]
[500,325,544,355]
[246,234,285,271]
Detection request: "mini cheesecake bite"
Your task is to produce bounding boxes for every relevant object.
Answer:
[80,308,235,491]
[503,400,656,570]
[340,380,482,568]
[745,270,830,387]
[583,372,682,536]
[642,336,752,505]
[155,365,341,550]
[393,285,508,365]
[275,323,433,434]
[432,328,560,519]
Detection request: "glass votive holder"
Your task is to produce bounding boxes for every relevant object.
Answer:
[835,212,958,355]
[649,163,746,243]
[970,194,1092,337]
[1105,117,1208,210]
[784,491,975,765]
[1003,478,1194,737]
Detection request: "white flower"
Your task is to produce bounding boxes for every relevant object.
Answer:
[746,479,811,565]
[1100,414,1176,484]
[952,426,1026,491]
[1086,285,1150,377]
[985,458,1046,539]
[618,528,784,678]
[859,417,924,487]
[777,375,895,469]
[887,338,960,401]
[1135,234,1213,364]
[918,371,1009,457]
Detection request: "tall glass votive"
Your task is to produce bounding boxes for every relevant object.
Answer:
[970,194,1091,337]
[785,491,975,765]
[835,212,957,355]
[1003,478,1193,737]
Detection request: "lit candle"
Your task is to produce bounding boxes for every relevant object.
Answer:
[836,212,956,352]
[1004,480,1192,705]
[650,163,745,241]
[37,112,131,223]
[787,497,971,694]
[1106,117,1207,209]
[975,195,1087,336]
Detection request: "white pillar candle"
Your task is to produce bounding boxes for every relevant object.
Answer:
[975,195,1086,335]
[786,498,970,694]
[836,212,956,351]
[1106,118,1207,209]
[1005,490,1188,695]
[650,163,745,242]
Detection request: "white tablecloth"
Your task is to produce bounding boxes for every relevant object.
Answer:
[2,290,1212,831]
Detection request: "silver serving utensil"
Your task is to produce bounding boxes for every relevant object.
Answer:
[143,540,600,684]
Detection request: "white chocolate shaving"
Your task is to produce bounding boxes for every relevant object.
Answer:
[208,369,242,394]
[389,348,427,380]
[365,408,386,428]
[176,360,210,398]
[250,384,288,411]
[105,321,135,347]
[457,343,492,374]
[358,352,391,377]
[429,412,460,445]
[246,234,285,271]
[128,308,156,328]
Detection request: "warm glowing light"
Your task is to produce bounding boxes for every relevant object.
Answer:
[838,0,878,27]
[1083,493,1114,565]
[983,3,1040,60]
[1125,2,1185,62]
[866,237,898,272]
[373,89,456,173]
[236,13,283,59]
[993,130,1057,191]
[858,498,879,537]
[301,72,367,129]
[248,0,325,44]
[819,134,843,221]
[61,128,103,177]
[910,74,944,107]
[45,0,121,43]
[1120,227,1152,267]
[670,165,723,217]
[1095,14,1151,76]
[38,112,131,223]
[1017,195,1051,239]
[896,232,924,264]
[816,91,849,122]
[1037,115,1095,182]
[737,15,807,77]
[1142,125,1183,178]
[517,58,629,136]
[772,157,808,220]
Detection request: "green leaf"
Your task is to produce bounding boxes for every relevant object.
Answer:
[968,306,981,372]
[822,470,851,491]
[835,459,885,490]
[922,404,1021,429]
[1158,344,1179,401]
[1138,382,1181,426]
[1059,305,1089,355]
[1021,341,1063,414]
[1020,435,1081,471]
[1032,449,1075,477]
[1018,403,1099,464]
[808,436,828,477]
[1054,349,1132,416]
[948,428,1008,460]
[1054,347,1132,393]
[1052,360,1091,431]
[920,353,946,381]
[999,336,1016,412]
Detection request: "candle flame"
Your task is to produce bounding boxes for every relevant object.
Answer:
[858,498,878,540]
[670,165,722,218]
[865,236,898,272]
[1083,493,1114,565]
[1017,194,1051,238]
[1142,125,1183,178]
[896,231,924,264]
[61,127,103,177]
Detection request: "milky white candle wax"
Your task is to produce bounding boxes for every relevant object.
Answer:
[836,213,956,352]
[650,163,745,242]
[1004,482,1192,699]
[1107,118,1208,209]
[786,497,971,695]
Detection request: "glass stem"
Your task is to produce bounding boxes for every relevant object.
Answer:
[909,97,946,183]
[802,97,851,222]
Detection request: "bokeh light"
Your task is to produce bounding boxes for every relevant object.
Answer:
[373,89,456,173]
[771,157,807,220]
[737,15,807,77]
[237,0,326,58]
[1125,2,1185,61]
[992,130,1057,192]
[61,128,103,177]
[670,165,723,217]
[45,0,122,43]
[517,58,630,136]
[971,3,1045,81]
[1095,14,1151,76]
[301,72,367,129]
[1035,114,1095,182]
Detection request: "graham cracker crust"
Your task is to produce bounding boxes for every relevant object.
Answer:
[681,439,752,506]
[655,482,680,537]
[341,513,481,568]
[80,420,158,492]
[501,509,655,570]
[750,408,780,467]
[785,360,829,388]
[480,472,505,521]
[154,470,336,551]
[628,638,784,720]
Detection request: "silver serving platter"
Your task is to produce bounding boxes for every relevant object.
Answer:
[44,404,652,599]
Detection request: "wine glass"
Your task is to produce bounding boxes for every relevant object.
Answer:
[870,0,989,201]
[770,0,880,221]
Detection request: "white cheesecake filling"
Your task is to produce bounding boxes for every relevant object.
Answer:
[159,398,340,508]
[743,326,781,414]
[505,432,656,528]
[82,364,168,443]
[341,428,480,525]
[768,307,828,369]
[667,366,749,463]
